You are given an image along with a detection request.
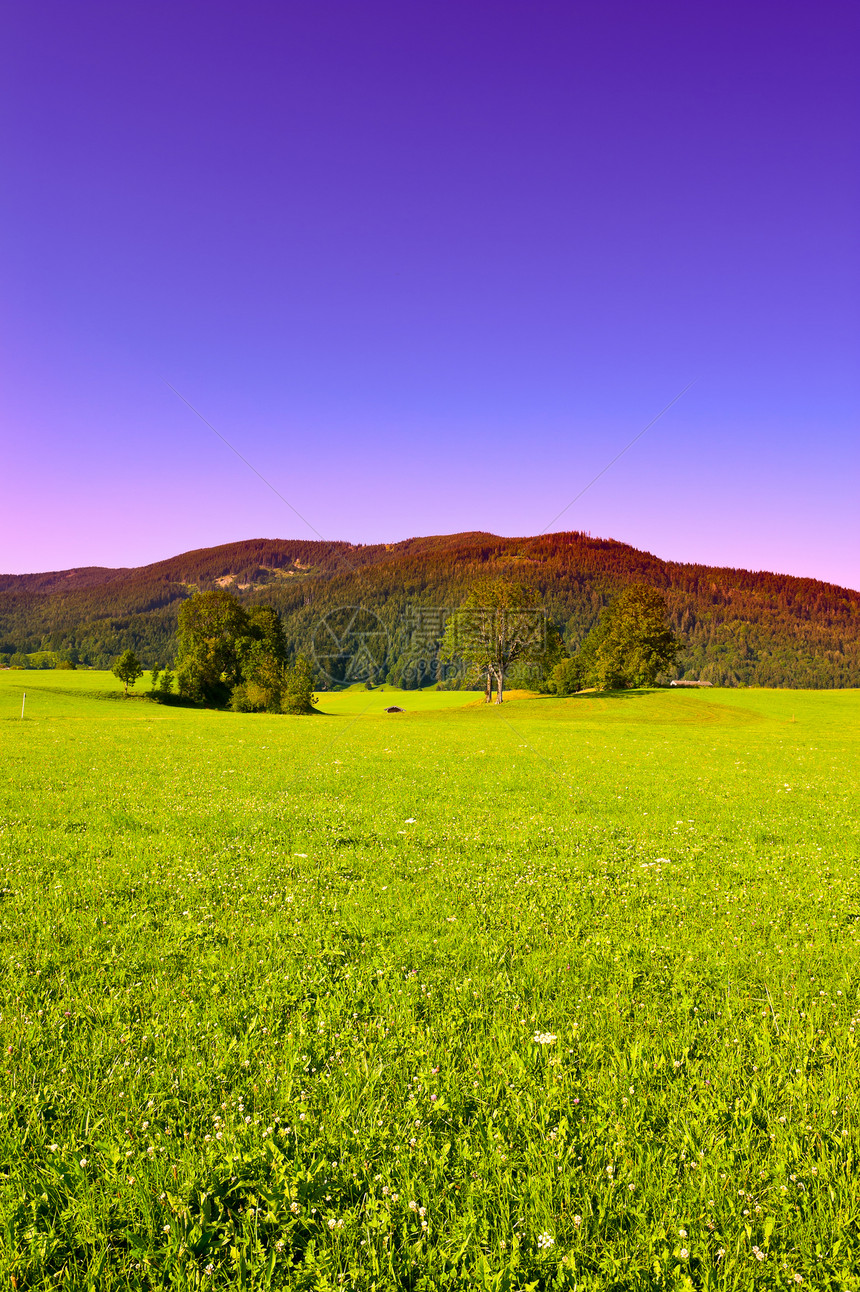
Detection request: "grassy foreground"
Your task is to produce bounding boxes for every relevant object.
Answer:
[1,672,858,1290]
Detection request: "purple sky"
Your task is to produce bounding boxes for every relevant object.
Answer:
[2,1,858,586]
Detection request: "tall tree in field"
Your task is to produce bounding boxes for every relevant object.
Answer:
[238,602,289,708]
[282,654,318,714]
[112,648,144,696]
[175,589,250,704]
[241,605,288,680]
[237,604,291,712]
[441,579,560,703]
[582,585,679,689]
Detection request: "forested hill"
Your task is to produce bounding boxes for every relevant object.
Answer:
[2,531,859,687]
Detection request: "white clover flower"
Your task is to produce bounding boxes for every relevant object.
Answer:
[533,1032,557,1045]
[537,1232,554,1249]
[679,1248,689,1260]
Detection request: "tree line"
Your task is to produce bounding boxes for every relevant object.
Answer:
[3,530,858,687]
[110,582,679,708]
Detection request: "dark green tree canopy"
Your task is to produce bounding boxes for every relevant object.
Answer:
[551,654,584,697]
[112,648,144,696]
[282,654,318,715]
[176,589,254,704]
[581,584,679,689]
[176,589,315,713]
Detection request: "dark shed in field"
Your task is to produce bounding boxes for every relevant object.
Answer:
[384,705,404,713]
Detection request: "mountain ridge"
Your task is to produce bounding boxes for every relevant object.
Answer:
[2,531,859,687]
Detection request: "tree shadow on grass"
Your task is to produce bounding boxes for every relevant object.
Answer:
[533,687,666,703]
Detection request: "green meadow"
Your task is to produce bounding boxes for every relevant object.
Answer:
[1,671,858,1290]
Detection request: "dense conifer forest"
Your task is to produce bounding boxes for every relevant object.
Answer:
[1,531,858,687]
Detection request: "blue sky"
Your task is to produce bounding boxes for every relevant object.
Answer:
[2,1,858,586]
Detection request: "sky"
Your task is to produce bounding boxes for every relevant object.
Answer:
[1,1,858,587]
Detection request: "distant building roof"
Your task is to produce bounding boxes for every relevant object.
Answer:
[670,680,713,687]
[384,705,404,712]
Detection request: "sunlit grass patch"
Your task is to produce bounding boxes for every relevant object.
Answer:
[0,677,858,1287]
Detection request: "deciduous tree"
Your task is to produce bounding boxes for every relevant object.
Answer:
[282,654,318,714]
[551,655,584,696]
[581,585,679,689]
[112,648,144,696]
[441,579,560,703]
[175,589,249,704]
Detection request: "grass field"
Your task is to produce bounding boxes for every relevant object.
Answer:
[1,671,858,1289]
